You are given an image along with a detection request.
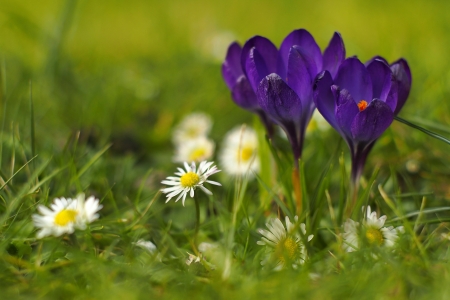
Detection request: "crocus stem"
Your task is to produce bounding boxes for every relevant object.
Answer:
[256,110,274,140]
[194,197,200,246]
[345,177,359,218]
[292,163,302,216]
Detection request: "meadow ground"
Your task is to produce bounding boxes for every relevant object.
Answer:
[1,0,450,299]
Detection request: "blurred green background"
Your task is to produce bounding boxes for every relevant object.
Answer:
[1,0,450,192]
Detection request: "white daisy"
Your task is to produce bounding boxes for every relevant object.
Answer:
[76,193,103,227]
[161,161,221,206]
[32,194,102,239]
[173,137,215,163]
[172,112,212,144]
[257,216,313,270]
[342,218,359,252]
[219,126,259,178]
[342,206,404,252]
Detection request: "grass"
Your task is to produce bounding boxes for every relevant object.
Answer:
[1,0,450,298]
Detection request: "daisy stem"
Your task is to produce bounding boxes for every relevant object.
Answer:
[194,197,200,247]
[292,163,302,216]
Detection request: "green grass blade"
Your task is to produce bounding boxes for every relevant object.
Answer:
[395,116,450,145]
[70,143,111,183]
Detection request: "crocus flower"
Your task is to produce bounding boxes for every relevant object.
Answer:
[313,57,411,183]
[242,29,345,162]
[222,42,274,137]
[365,56,412,115]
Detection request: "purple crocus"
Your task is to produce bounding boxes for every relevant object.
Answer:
[241,29,346,162]
[222,42,274,137]
[313,57,411,183]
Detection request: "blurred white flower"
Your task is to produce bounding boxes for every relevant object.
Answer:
[278,111,330,140]
[441,233,450,241]
[172,112,212,144]
[306,110,330,134]
[198,242,218,253]
[406,159,420,174]
[32,194,102,239]
[342,206,404,252]
[161,161,221,206]
[342,218,359,252]
[219,126,259,178]
[173,137,215,163]
[134,239,157,254]
[197,29,236,62]
[257,216,313,270]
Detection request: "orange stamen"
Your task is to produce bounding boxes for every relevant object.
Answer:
[357,100,368,112]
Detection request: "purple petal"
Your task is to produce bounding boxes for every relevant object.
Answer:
[277,29,322,80]
[366,59,392,101]
[241,36,278,81]
[231,75,259,110]
[351,99,394,143]
[322,32,346,78]
[335,57,373,104]
[313,71,339,130]
[286,46,316,106]
[335,88,359,139]
[222,42,243,89]
[385,82,398,112]
[390,58,412,115]
[257,73,302,124]
[243,47,267,92]
[365,55,388,66]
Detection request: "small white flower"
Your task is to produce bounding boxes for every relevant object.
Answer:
[257,216,313,270]
[173,137,215,163]
[219,126,259,178]
[32,194,102,239]
[342,206,403,252]
[185,252,216,273]
[198,242,218,253]
[185,252,203,266]
[161,161,221,206]
[172,113,212,144]
[134,239,157,254]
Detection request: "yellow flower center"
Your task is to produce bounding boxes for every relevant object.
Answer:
[180,172,200,188]
[54,209,78,226]
[276,236,299,264]
[365,227,384,246]
[239,146,254,162]
[189,148,206,162]
[357,100,368,112]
